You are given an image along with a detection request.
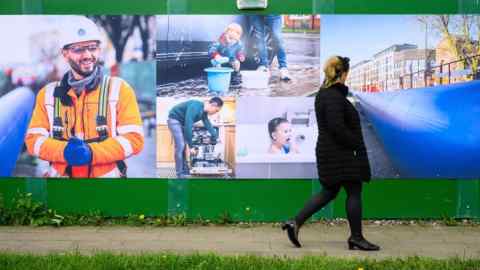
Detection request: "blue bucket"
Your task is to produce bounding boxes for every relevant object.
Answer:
[204,67,234,93]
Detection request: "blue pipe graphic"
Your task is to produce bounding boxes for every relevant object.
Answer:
[354,81,480,179]
[0,87,35,177]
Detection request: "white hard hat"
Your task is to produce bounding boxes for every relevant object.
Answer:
[60,16,103,49]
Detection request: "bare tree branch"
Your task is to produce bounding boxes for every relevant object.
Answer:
[89,15,141,63]
[136,16,153,60]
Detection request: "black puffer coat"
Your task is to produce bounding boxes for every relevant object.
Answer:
[315,83,371,187]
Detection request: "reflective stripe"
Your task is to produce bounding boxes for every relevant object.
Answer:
[44,82,57,136]
[33,136,47,156]
[114,136,133,157]
[47,166,62,177]
[117,125,144,136]
[27,128,49,137]
[98,168,120,178]
[99,75,110,117]
[109,100,117,136]
[109,77,121,137]
[54,97,62,118]
[75,133,85,140]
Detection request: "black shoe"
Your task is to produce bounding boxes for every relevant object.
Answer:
[348,236,380,251]
[282,220,301,248]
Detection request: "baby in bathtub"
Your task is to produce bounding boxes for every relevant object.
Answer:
[267,117,300,154]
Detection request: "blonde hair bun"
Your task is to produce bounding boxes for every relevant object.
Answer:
[321,55,349,89]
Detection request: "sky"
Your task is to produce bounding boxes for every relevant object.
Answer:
[0,15,125,69]
[0,16,62,64]
[320,15,443,67]
[0,16,36,64]
[0,15,467,69]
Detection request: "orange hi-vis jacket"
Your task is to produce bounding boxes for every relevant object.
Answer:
[25,76,144,178]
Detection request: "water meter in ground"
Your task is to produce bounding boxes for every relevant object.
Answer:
[237,0,268,9]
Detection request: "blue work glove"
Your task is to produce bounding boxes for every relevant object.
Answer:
[64,137,92,166]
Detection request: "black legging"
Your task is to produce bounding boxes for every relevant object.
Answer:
[295,181,363,238]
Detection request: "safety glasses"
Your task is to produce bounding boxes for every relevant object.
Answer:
[67,44,99,54]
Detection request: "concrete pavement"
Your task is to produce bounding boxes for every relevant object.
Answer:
[1,223,480,259]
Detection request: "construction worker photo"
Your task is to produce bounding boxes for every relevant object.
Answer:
[25,16,145,178]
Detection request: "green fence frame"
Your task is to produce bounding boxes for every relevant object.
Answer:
[0,0,479,221]
[0,0,474,14]
[1,179,479,221]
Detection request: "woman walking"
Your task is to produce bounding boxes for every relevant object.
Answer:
[282,55,380,251]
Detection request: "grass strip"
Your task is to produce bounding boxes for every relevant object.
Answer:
[0,252,479,270]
